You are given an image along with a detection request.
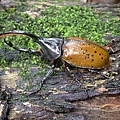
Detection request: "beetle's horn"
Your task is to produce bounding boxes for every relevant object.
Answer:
[0,30,42,55]
[0,30,64,61]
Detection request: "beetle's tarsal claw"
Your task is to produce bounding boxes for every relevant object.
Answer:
[101,72,110,79]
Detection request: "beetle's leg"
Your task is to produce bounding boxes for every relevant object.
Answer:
[66,66,89,97]
[29,64,55,96]
[88,69,110,79]
[63,61,83,84]
[65,66,81,84]
[104,39,120,54]
[104,40,114,49]
[41,64,55,86]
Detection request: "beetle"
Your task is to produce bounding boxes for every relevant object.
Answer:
[0,30,111,93]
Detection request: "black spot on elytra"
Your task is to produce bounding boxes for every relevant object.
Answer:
[91,59,94,62]
[94,51,97,53]
[86,54,90,58]
[101,57,103,59]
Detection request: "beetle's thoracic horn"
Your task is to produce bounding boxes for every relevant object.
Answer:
[37,38,63,61]
[0,30,41,43]
[0,30,63,61]
[0,30,42,55]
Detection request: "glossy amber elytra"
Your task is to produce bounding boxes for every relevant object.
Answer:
[62,37,110,69]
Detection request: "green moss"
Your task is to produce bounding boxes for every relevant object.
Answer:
[40,6,119,43]
[1,5,119,45]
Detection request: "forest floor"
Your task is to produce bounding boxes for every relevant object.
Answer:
[0,0,120,120]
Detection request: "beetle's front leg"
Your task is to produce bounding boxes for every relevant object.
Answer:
[41,64,55,86]
[29,64,55,96]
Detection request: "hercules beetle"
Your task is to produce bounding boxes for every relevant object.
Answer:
[0,30,111,94]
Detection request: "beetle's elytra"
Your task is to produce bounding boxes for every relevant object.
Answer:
[62,37,110,69]
[0,31,110,70]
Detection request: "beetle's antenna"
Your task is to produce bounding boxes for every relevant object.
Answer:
[29,64,55,96]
